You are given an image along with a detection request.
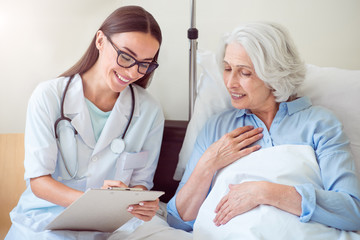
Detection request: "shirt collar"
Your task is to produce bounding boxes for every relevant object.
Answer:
[235,108,248,118]
[234,96,312,118]
[280,97,312,115]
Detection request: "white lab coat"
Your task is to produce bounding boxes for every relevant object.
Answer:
[5,74,164,240]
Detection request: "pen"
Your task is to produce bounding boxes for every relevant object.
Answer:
[107,187,143,191]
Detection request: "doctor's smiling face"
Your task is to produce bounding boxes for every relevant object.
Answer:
[96,31,160,93]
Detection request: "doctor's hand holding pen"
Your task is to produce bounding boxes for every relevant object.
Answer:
[102,180,160,221]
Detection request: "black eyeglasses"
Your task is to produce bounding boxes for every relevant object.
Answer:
[105,35,159,75]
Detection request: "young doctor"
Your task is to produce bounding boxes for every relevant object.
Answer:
[6,5,164,240]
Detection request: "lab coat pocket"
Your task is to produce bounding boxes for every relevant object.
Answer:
[114,151,149,185]
[123,151,149,170]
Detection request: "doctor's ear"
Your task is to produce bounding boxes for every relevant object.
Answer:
[95,30,106,50]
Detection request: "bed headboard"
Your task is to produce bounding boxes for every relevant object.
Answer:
[153,120,188,202]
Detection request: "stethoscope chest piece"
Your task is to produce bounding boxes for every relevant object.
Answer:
[111,138,125,154]
[109,84,135,155]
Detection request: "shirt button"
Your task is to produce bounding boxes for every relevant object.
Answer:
[58,176,63,181]
[92,156,98,162]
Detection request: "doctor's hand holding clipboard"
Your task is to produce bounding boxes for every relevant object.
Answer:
[5,5,165,240]
[102,180,160,221]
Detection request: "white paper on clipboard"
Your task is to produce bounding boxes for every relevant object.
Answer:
[45,188,165,232]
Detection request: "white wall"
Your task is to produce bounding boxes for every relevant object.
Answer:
[1,0,359,133]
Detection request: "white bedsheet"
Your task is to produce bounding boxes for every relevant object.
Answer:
[193,145,360,240]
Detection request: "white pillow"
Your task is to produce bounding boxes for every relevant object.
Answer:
[173,50,233,180]
[298,64,360,173]
[173,50,360,180]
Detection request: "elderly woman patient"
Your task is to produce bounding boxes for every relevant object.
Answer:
[167,22,360,236]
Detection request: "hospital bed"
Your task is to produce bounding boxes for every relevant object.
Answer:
[171,50,360,239]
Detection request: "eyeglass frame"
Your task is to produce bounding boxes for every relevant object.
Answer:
[105,34,159,75]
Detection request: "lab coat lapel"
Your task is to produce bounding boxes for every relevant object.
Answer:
[63,74,96,149]
[92,85,139,156]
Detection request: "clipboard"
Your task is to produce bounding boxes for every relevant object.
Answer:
[45,188,165,232]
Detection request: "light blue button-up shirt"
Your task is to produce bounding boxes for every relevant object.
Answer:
[167,97,360,231]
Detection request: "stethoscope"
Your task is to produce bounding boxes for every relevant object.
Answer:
[54,75,135,179]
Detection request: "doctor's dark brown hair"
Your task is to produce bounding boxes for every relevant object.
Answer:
[60,5,162,88]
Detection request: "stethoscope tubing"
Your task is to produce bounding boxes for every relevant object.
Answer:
[122,83,135,139]
[54,75,135,179]
[54,75,77,139]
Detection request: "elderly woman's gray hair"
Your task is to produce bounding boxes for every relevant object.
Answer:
[222,22,306,102]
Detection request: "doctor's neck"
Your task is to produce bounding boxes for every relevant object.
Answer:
[81,70,119,112]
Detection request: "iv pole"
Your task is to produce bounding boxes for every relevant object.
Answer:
[188,0,198,120]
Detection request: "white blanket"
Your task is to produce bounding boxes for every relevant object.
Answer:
[193,145,360,240]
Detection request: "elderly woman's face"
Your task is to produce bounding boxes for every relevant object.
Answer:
[223,42,275,112]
